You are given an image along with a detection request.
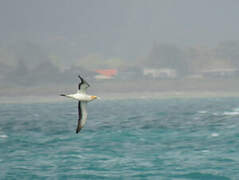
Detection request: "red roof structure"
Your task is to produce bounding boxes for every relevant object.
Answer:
[95,69,117,77]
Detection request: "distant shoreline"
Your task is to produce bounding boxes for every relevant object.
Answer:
[2,78,239,103]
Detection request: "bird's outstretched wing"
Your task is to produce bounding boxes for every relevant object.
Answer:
[76,101,88,133]
[78,75,90,94]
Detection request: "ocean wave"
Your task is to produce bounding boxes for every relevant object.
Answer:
[173,172,230,180]
[1,98,239,179]
[233,108,239,112]
[212,112,220,116]
[223,111,239,116]
[198,110,208,114]
[0,134,8,138]
[211,133,219,137]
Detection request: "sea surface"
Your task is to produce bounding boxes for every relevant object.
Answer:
[1,98,239,179]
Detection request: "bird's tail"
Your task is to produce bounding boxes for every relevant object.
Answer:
[76,120,82,133]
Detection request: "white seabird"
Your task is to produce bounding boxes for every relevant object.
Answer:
[60,75,99,133]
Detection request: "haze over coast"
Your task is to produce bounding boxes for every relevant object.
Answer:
[1,1,239,102]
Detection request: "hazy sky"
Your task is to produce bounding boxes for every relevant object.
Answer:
[0,0,239,59]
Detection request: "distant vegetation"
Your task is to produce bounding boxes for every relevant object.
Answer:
[1,40,239,87]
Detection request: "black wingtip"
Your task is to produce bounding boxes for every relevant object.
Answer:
[78,75,90,87]
[78,75,84,83]
[60,94,66,96]
[76,127,81,133]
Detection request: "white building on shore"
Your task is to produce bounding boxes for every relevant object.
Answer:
[143,68,177,79]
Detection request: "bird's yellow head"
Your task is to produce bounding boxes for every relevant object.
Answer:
[90,96,98,100]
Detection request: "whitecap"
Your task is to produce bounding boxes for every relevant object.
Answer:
[223,112,239,116]
[198,110,207,114]
[193,116,200,120]
[202,150,210,153]
[0,134,8,138]
[227,124,236,129]
[233,108,239,112]
[211,133,219,137]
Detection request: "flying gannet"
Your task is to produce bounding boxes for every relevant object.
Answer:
[60,75,99,133]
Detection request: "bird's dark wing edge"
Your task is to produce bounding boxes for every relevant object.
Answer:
[78,75,90,90]
[76,101,82,133]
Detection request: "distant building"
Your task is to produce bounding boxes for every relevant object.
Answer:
[199,58,238,78]
[143,68,177,79]
[117,67,143,80]
[95,69,117,79]
[201,68,238,78]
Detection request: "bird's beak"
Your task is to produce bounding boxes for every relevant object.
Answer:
[91,96,100,100]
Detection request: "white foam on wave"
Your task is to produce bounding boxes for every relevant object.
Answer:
[222,107,239,116]
[223,111,239,116]
[211,133,219,137]
[233,108,239,112]
[193,116,200,120]
[198,110,207,114]
[0,134,8,138]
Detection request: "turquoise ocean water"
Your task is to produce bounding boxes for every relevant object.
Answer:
[1,98,239,179]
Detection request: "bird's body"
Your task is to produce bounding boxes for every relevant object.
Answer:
[62,93,96,102]
[60,75,98,133]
